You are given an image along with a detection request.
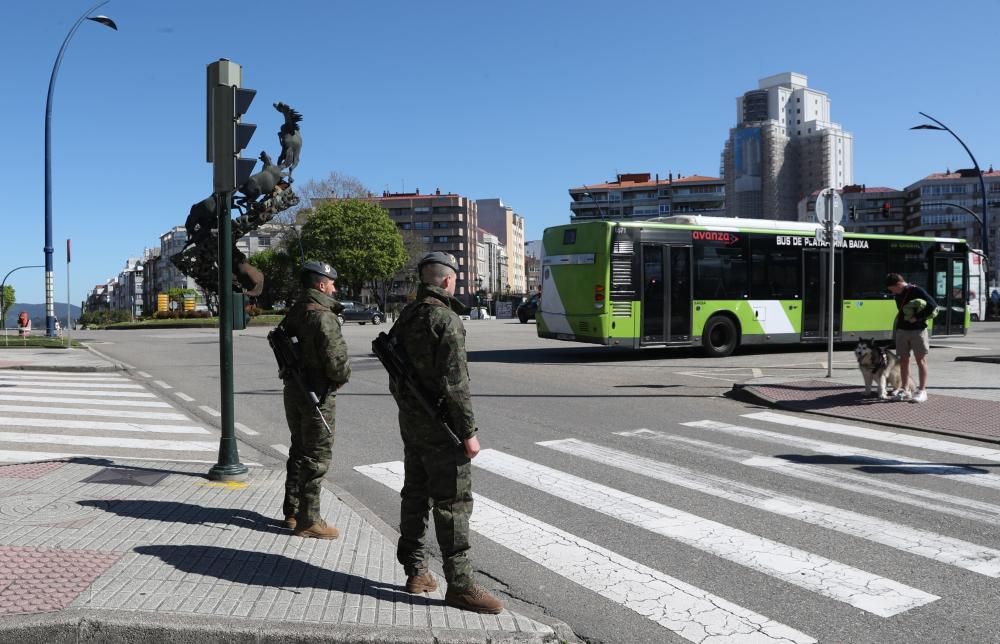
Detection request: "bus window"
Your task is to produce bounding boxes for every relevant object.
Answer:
[888,242,929,287]
[694,241,748,299]
[844,248,887,299]
[750,236,800,299]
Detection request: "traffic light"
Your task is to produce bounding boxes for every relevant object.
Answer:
[881,202,891,218]
[849,205,858,221]
[208,59,257,194]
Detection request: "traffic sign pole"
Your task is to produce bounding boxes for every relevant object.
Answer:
[826,192,835,378]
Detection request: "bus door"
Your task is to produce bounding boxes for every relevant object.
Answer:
[931,254,966,335]
[640,244,692,345]
[801,248,842,340]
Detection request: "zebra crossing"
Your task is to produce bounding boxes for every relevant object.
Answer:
[0,370,226,464]
[355,411,1000,643]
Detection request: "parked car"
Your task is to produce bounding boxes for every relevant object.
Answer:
[516,293,540,323]
[337,301,384,325]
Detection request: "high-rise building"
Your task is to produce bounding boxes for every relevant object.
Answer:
[723,72,853,220]
[476,198,526,293]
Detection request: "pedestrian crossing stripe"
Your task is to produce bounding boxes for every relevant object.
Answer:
[0,416,209,435]
[617,429,1000,526]
[0,376,144,389]
[539,438,1000,576]
[743,411,1000,462]
[682,420,1000,491]
[0,404,187,421]
[1,386,156,398]
[472,450,937,616]
[355,460,817,644]
[0,431,216,452]
[0,371,128,380]
[0,394,170,408]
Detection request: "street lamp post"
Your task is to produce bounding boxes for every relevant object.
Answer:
[43,1,117,337]
[911,112,992,283]
[2,265,44,346]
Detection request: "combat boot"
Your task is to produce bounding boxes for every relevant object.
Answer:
[293,520,339,539]
[285,516,297,530]
[405,573,438,593]
[445,585,503,614]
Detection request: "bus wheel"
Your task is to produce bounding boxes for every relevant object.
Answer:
[702,316,739,357]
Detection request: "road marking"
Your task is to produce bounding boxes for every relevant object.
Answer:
[1,386,156,399]
[473,450,937,616]
[271,444,289,456]
[152,380,173,390]
[930,344,993,350]
[0,450,259,466]
[540,438,1000,577]
[234,422,259,436]
[0,417,209,435]
[0,378,144,390]
[0,404,188,422]
[175,392,195,402]
[136,371,152,378]
[0,431,215,452]
[356,460,816,644]
[0,394,169,408]
[199,406,221,417]
[751,367,763,378]
[617,429,1000,526]
[744,411,1000,461]
[0,373,131,383]
[681,420,1000,491]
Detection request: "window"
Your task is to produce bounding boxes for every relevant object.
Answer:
[888,242,929,283]
[563,229,577,245]
[413,221,431,229]
[258,236,271,247]
[693,237,748,299]
[844,247,888,299]
[414,207,430,213]
[749,236,800,299]
[435,236,449,243]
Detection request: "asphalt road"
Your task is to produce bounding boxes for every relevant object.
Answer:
[76,320,1000,644]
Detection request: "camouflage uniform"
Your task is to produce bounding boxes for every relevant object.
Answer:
[281,288,351,526]
[389,283,477,590]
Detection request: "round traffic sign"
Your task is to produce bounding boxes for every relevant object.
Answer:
[815,188,843,225]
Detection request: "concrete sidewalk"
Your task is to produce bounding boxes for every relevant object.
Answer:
[0,348,568,643]
[733,343,1000,443]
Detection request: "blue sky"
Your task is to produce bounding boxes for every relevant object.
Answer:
[5,0,999,305]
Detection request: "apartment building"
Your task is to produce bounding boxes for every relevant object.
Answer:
[569,172,724,222]
[367,189,479,303]
[476,198,526,293]
[475,229,509,298]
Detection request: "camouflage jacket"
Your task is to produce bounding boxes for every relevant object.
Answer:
[389,284,476,443]
[281,288,351,393]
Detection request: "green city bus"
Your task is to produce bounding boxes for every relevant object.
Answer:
[537,216,970,356]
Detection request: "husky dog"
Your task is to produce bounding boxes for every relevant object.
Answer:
[854,338,909,399]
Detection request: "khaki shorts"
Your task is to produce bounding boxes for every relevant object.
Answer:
[896,328,929,358]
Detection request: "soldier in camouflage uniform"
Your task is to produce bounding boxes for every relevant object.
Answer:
[280,261,351,539]
[387,252,503,614]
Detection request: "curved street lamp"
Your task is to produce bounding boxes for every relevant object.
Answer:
[44,1,118,337]
[910,112,992,283]
[2,265,44,346]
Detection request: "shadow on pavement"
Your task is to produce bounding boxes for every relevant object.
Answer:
[76,499,289,534]
[133,544,438,604]
[68,457,207,479]
[775,453,994,474]
[469,343,852,365]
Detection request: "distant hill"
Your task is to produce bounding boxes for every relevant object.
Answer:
[3,303,81,330]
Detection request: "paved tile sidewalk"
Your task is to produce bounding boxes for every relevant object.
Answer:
[737,379,1000,443]
[0,458,558,643]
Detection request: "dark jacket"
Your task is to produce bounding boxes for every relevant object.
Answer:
[281,288,351,392]
[389,284,476,446]
[894,284,938,331]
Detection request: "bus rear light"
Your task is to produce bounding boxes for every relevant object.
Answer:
[594,285,605,302]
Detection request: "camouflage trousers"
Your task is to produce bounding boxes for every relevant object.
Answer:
[282,384,335,525]
[396,434,474,590]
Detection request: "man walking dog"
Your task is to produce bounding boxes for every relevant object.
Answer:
[886,272,937,402]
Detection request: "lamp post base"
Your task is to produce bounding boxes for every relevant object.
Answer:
[207,462,248,482]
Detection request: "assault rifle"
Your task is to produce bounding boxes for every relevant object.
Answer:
[267,325,332,435]
[372,332,461,447]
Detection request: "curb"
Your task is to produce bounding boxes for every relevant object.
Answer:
[955,355,1000,364]
[729,382,1000,445]
[0,610,562,643]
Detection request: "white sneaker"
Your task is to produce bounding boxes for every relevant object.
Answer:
[912,389,928,403]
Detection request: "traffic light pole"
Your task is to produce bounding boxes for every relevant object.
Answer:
[826,192,835,378]
[208,188,247,481]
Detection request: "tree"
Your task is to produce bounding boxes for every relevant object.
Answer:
[370,229,430,314]
[1,285,14,326]
[248,247,299,310]
[280,171,372,226]
[300,199,406,301]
